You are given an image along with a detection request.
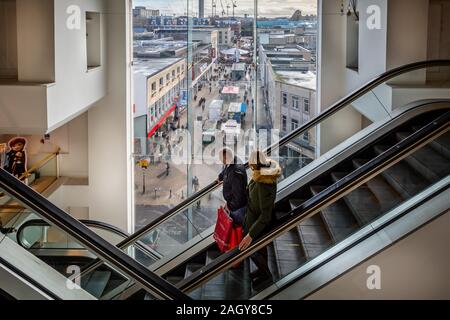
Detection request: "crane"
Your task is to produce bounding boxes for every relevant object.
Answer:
[211,0,218,17]
[226,0,230,16]
[232,0,237,17]
[219,0,225,16]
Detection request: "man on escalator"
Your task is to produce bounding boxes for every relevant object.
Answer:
[217,147,248,226]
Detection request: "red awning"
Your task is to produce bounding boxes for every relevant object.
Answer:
[148,104,177,138]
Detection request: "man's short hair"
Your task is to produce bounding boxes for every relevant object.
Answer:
[219,147,234,164]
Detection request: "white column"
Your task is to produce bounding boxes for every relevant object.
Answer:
[88,0,134,232]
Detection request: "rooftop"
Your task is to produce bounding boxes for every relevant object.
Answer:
[276,70,316,90]
[133,58,183,78]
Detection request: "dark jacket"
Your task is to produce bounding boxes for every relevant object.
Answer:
[219,158,247,212]
[244,160,281,239]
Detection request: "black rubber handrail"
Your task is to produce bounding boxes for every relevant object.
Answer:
[115,59,450,252]
[176,110,450,292]
[0,169,190,300]
[16,219,160,260]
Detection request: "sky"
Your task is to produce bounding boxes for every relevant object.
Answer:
[133,0,317,18]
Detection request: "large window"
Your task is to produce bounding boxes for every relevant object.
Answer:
[292,96,300,110]
[304,98,310,113]
[132,0,318,232]
[282,92,288,105]
[291,119,299,131]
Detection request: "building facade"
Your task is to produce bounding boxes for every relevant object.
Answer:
[134,58,187,154]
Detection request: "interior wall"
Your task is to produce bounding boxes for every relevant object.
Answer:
[0,112,88,177]
[319,106,362,155]
[16,0,55,83]
[307,212,450,300]
[49,112,89,178]
[427,0,450,81]
[386,0,430,70]
[47,185,90,219]
[47,0,107,131]
[318,0,346,110]
[0,0,18,79]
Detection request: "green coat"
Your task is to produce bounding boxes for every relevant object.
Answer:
[243,160,281,239]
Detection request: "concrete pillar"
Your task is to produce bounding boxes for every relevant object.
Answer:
[88,0,134,232]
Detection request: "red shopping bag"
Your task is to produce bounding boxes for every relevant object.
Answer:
[228,226,243,252]
[213,207,234,252]
[228,226,243,269]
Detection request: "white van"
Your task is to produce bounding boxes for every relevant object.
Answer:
[202,120,217,144]
[221,120,241,145]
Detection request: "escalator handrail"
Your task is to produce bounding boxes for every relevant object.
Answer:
[176,110,450,292]
[115,59,450,252]
[0,169,190,300]
[16,219,161,260]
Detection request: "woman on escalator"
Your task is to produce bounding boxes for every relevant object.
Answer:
[239,150,281,288]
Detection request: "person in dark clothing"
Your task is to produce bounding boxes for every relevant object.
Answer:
[239,150,281,288]
[217,147,248,226]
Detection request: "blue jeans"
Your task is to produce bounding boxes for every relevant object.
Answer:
[230,206,246,226]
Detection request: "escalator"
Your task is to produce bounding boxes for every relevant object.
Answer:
[114,60,448,299]
[13,219,159,299]
[2,60,449,300]
[170,109,450,299]
[0,170,189,300]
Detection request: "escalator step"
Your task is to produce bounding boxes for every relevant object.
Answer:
[352,159,404,212]
[374,145,429,199]
[296,214,333,260]
[84,270,112,298]
[331,172,381,225]
[273,231,306,278]
[206,249,222,265]
[289,199,305,211]
[411,127,450,160]
[204,250,226,286]
[165,276,184,285]
[395,132,450,181]
[184,263,204,279]
[310,185,359,242]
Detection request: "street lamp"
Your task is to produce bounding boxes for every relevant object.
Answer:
[138,158,150,194]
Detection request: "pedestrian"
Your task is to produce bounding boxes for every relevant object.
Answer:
[239,150,281,289]
[192,175,200,192]
[166,162,170,176]
[217,147,247,226]
[192,175,201,208]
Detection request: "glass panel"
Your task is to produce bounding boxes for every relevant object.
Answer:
[185,134,450,299]
[23,153,58,192]
[126,64,450,269]
[128,186,225,264]
[0,185,160,300]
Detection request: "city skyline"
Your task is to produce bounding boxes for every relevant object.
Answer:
[133,0,317,18]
